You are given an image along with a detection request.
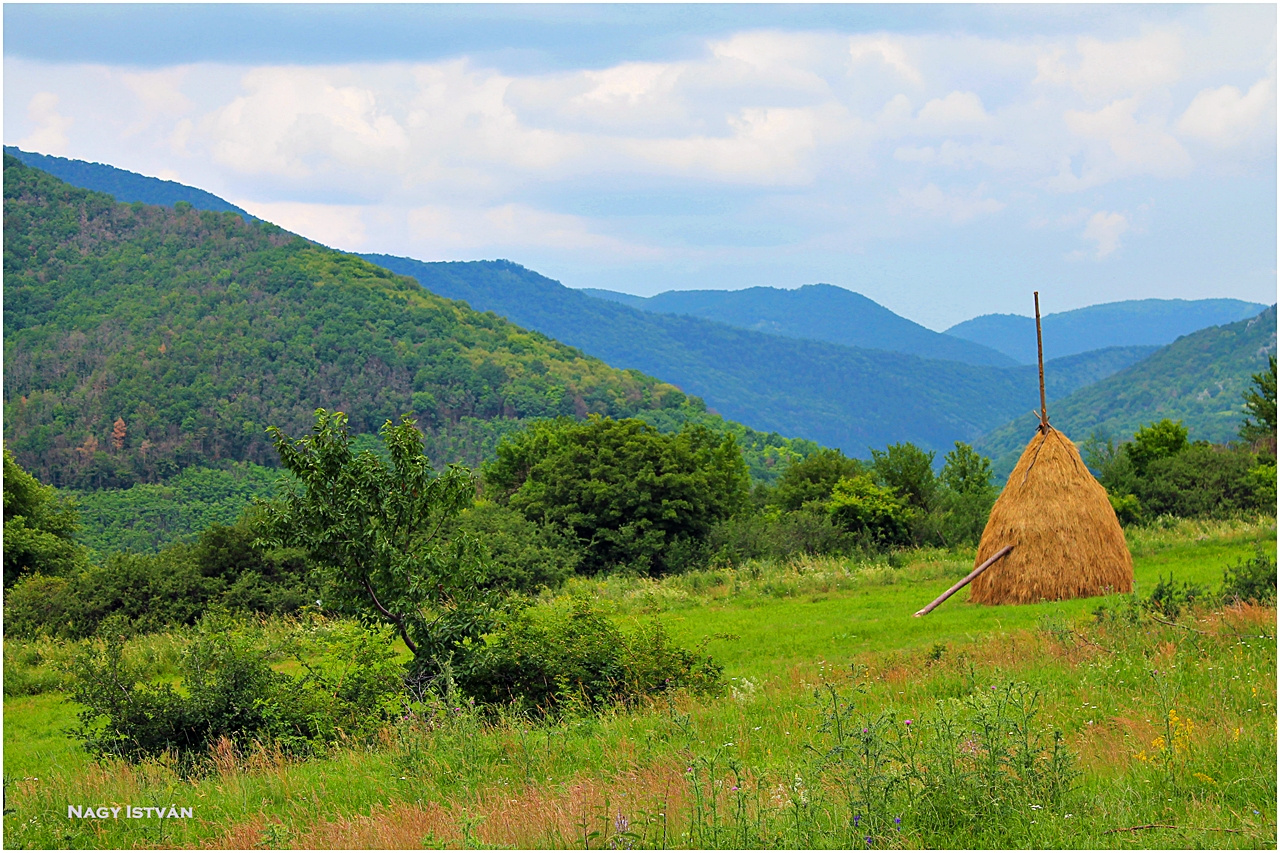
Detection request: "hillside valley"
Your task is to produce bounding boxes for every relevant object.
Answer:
[976,305,1278,474]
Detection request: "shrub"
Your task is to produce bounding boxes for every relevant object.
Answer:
[1135,443,1262,519]
[708,509,856,562]
[1221,548,1277,605]
[871,443,938,513]
[770,449,865,512]
[457,598,723,714]
[3,572,80,639]
[826,474,914,548]
[1107,491,1144,527]
[485,417,749,576]
[68,613,407,764]
[452,501,579,594]
[1127,419,1189,476]
[1143,574,1209,619]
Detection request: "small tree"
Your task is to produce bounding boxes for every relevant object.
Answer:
[3,448,87,587]
[871,442,938,513]
[1127,419,1189,477]
[1241,355,1277,453]
[260,410,491,677]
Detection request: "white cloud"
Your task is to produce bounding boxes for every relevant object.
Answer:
[237,199,369,249]
[202,67,411,180]
[19,92,74,155]
[897,183,1005,224]
[916,91,989,132]
[406,203,662,260]
[1053,97,1192,189]
[849,36,923,86]
[1177,76,1275,147]
[1035,31,1184,102]
[1072,210,1129,259]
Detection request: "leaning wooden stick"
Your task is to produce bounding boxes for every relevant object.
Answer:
[914,545,1014,617]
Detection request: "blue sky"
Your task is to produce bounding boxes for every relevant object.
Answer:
[5,4,1276,329]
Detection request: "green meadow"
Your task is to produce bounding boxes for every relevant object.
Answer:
[4,516,1275,850]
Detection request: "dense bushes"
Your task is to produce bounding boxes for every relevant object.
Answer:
[3,448,87,587]
[1086,419,1275,524]
[485,416,750,576]
[69,613,405,764]
[456,598,723,714]
[714,441,998,562]
[4,518,318,640]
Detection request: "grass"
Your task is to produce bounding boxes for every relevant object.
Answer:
[3,515,1275,849]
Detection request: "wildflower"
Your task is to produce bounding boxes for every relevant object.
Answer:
[614,812,630,833]
[853,814,861,827]
[894,817,901,826]
[904,719,912,727]
[865,835,873,847]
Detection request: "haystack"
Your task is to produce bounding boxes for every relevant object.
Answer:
[968,425,1132,605]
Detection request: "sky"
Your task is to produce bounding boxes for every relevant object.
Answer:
[4,4,1277,330]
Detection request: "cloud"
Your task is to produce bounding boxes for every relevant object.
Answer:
[1177,76,1275,147]
[916,91,989,132]
[1052,97,1192,189]
[202,66,411,181]
[897,183,1005,224]
[19,92,74,154]
[236,199,369,249]
[1071,210,1129,259]
[1035,31,1183,102]
[405,203,662,260]
[848,35,923,86]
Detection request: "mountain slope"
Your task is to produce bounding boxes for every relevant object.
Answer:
[362,254,1156,458]
[3,146,254,221]
[3,156,703,488]
[947,298,1268,364]
[578,283,1015,367]
[975,306,1278,473]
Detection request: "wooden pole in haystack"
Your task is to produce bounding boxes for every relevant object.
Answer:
[1035,291,1048,433]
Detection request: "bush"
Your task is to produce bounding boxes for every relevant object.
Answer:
[452,502,579,594]
[1107,492,1144,527]
[68,613,407,764]
[3,573,80,639]
[1135,443,1262,519]
[1221,548,1276,605]
[485,417,749,576]
[826,474,914,548]
[457,598,723,714]
[708,509,856,562]
[770,449,864,512]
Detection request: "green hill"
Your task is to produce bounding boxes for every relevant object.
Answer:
[577,283,1015,367]
[946,298,1268,364]
[364,254,1157,458]
[975,306,1278,475]
[2,156,742,489]
[3,146,254,221]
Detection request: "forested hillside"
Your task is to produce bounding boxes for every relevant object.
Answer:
[363,254,1158,456]
[976,305,1278,472]
[2,157,709,488]
[578,283,1015,367]
[3,146,253,221]
[946,298,1267,364]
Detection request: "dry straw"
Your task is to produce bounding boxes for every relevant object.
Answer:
[969,426,1133,605]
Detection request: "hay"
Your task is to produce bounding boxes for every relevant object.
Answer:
[969,426,1132,605]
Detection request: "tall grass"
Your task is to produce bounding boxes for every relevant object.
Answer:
[3,518,1275,849]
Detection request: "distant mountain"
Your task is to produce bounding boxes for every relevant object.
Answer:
[577,284,1015,367]
[3,146,254,221]
[580,288,647,308]
[975,306,1278,476]
[946,298,1268,364]
[363,254,1156,458]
